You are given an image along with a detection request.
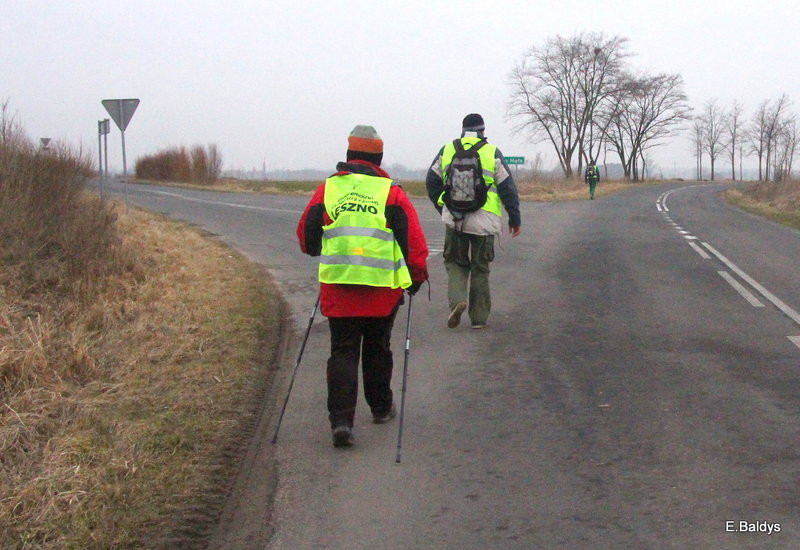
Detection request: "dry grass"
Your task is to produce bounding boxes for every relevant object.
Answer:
[1,117,280,548]
[725,180,800,231]
[515,176,663,201]
[1,206,280,548]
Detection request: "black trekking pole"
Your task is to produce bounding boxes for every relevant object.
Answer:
[271,293,320,444]
[395,293,413,463]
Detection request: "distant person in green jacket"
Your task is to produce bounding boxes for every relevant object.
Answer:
[585,163,600,199]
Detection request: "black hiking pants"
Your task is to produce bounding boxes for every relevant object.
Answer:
[327,310,397,428]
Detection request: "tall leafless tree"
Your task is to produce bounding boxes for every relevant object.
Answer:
[763,94,791,181]
[701,99,726,180]
[725,100,745,180]
[749,100,770,181]
[507,32,630,178]
[773,115,797,181]
[603,72,690,180]
[690,117,704,179]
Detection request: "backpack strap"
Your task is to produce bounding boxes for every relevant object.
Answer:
[453,138,487,153]
[469,139,488,152]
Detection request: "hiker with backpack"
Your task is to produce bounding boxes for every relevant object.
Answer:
[297,125,429,447]
[585,162,600,199]
[425,113,521,330]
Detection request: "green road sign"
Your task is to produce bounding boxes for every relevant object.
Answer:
[505,156,525,165]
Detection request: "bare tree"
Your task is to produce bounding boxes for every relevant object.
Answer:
[700,99,726,180]
[725,100,745,180]
[773,115,797,181]
[763,94,791,181]
[507,32,630,178]
[604,72,691,180]
[689,117,704,179]
[207,143,222,183]
[749,100,769,181]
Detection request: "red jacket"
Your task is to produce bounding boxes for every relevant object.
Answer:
[297,160,429,317]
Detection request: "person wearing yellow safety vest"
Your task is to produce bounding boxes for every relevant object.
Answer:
[297,125,429,448]
[585,162,600,199]
[425,113,521,329]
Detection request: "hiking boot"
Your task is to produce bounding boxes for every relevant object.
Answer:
[372,403,397,424]
[332,425,354,448]
[447,301,467,328]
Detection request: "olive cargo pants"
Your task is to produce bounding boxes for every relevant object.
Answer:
[443,226,494,326]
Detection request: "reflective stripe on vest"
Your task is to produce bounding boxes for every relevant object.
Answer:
[320,173,412,289]
[439,137,502,216]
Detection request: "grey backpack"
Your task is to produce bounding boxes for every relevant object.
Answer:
[442,139,489,215]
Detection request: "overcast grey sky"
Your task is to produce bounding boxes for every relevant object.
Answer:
[2,0,798,176]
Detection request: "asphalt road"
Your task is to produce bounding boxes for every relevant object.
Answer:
[104,179,800,549]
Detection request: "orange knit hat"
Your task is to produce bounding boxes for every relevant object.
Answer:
[348,125,383,153]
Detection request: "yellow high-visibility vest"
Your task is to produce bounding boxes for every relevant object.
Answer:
[320,173,411,289]
[439,137,502,215]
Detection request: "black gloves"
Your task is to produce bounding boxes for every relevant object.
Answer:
[407,281,423,295]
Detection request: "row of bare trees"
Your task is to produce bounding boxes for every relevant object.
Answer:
[507,32,691,181]
[691,95,796,181]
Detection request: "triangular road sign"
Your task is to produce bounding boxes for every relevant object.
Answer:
[102,98,140,131]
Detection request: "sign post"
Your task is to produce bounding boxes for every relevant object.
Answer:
[97,119,110,198]
[97,121,103,181]
[103,119,110,192]
[40,137,51,150]
[102,98,140,211]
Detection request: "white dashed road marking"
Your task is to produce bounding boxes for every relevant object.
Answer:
[659,185,800,352]
[688,241,711,259]
[701,242,800,327]
[717,271,765,307]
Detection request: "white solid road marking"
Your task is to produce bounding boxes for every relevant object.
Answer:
[717,271,765,307]
[688,242,711,259]
[789,336,800,350]
[702,242,800,326]
[139,188,304,214]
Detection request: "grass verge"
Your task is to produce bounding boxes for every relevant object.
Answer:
[724,180,800,231]
[134,176,669,202]
[1,204,282,549]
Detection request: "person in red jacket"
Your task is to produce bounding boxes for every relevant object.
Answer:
[297,125,428,447]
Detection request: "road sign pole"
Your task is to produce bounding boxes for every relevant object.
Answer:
[103,120,109,199]
[102,98,139,211]
[119,102,129,212]
[97,120,103,177]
